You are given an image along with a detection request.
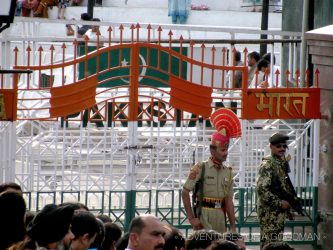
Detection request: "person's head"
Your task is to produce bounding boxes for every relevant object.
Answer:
[81,13,91,21]
[209,108,241,164]
[127,215,165,250]
[186,230,222,250]
[70,211,100,250]
[27,204,75,249]
[25,210,36,228]
[221,232,244,250]
[0,182,23,195]
[210,239,240,250]
[269,133,289,159]
[96,214,113,223]
[234,51,241,63]
[0,191,27,250]
[262,242,294,250]
[163,224,185,250]
[247,51,260,66]
[99,222,123,250]
[91,18,101,32]
[89,218,105,249]
[59,202,89,211]
[263,52,276,65]
[210,132,229,163]
[257,59,270,74]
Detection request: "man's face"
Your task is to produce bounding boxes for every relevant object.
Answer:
[247,56,255,66]
[131,217,165,250]
[211,145,229,162]
[270,143,288,159]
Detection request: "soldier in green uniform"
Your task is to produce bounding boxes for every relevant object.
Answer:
[256,133,295,249]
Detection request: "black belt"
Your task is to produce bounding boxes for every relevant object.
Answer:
[201,200,225,209]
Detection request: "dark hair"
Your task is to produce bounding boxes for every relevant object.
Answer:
[71,211,100,239]
[163,225,185,250]
[257,59,269,71]
[25,211,36,228]
[96,214,112,223]
[128,216,146,234]
[81,13,91,20]
[248,51,260,62]
[235,51,241,62]
[186,230,222,250]
[0,182,22,194]
[0,191,27,249]
[115,232,129,250]
[211,239,240,250]
[262,242,294,250]
[59,202,89,211]
[90,218,105,249]
[263,52,276,64]
[99,222,123,250]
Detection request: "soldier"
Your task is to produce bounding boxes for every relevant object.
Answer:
[256,133,299,249]
[181,108,245,250]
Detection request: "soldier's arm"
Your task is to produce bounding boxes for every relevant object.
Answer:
[225,196,237,232]
[181,187,195,220]
[182,163,204,230]
[182,187,204,230]
[256,163,282,209]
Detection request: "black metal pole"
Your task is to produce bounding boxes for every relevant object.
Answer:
[260,0,269,56]
[87,0,94,19]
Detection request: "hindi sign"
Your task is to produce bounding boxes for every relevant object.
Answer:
[0,90,16,121]
[242,88,321,119]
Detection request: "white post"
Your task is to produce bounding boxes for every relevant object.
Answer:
[313,119,320,187]
[239,120,246,188]
[300,0,309,86]
[127,121,138,191]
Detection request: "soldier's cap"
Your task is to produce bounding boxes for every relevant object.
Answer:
[269,133,289,145]
[211,131,229,148]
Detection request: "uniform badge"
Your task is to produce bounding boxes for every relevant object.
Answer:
[189,164,200,180]
[215,201,222,208]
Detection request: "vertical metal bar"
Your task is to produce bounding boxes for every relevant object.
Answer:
[239,120,246,188]
[313,120,319,187]
[260,0,269,56]
[129,44,139,121]
[270,37,274,87]
[300,0,309,86]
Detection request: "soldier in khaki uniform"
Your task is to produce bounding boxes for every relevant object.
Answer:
[182,110,241,233]
[256,133,296,249]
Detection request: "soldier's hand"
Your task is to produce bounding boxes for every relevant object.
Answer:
[189,217,204,230]
[287,211,295,220]
[281,200,291,210]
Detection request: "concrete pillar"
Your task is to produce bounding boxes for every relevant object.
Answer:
[305,25,333,250]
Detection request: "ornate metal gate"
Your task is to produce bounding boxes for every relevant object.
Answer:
[0,23,321,245]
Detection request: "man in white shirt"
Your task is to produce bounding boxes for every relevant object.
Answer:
[255,59,282,88]
[126,215,165,250]
[85,18,105,47]
[247,51,260,86]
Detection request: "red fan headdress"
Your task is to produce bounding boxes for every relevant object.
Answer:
[210,108,242,147]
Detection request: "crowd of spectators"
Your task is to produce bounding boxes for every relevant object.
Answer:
[0,182,296,250]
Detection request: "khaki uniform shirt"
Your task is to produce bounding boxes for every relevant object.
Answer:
[183,158,234,233]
